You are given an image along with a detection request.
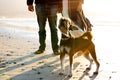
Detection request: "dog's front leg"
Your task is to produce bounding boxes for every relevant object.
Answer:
[68,55,73,77]
[59,53,66,75]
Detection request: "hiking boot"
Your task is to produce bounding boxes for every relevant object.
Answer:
[34,49,44,54]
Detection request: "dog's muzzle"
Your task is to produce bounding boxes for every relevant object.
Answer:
[59,26,70,38]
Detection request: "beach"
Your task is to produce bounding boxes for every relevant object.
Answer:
[0,17,120,80]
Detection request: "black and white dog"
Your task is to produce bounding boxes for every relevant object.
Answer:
[58,17,100,77]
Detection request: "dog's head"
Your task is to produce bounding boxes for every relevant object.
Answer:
[58,17,78,37]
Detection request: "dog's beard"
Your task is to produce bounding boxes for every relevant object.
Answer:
[62,31,70,38]
[59,27,70,37]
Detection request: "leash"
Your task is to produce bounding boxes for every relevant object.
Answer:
[78,10,93,31]
[78,11,88,31]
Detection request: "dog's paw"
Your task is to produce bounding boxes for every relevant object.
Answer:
[83,71,89,75]
[89,71,99,78]
[83,67,91,74]
[68,74,72,77]
[86,67,91,71]
[93,71,98,75]
[59,72,64,75]
[59,72,66,76]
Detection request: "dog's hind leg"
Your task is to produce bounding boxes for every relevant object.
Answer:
[59,52,66,75]
[89,45,100,75]
[84,52,93,71]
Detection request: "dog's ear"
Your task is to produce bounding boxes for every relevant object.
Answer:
[69,25,79,31]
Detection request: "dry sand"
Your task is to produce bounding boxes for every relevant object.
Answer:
[0,18,120,80]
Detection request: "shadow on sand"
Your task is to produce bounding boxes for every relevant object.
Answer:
[0,52,99,80]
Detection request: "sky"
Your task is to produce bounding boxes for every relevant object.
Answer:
[0,0,36,18]
[83,0,120,22]
[84,0,120,18]
[0,0,120,20]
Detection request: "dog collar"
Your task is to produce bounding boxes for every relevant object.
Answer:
[61,37,69,40]
[61,33,70,40]
[61,31,75,41]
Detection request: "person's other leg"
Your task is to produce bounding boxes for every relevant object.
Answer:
[48,5,59,55]
[35,4,47,54]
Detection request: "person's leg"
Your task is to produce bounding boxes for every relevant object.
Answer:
[35,4,47,54]
[47,5,59,55]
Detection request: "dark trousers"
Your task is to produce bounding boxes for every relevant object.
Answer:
[35,4,59,51]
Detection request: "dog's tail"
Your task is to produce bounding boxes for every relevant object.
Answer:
[81,31,93,40]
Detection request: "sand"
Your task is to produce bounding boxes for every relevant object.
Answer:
[0,18,120,80]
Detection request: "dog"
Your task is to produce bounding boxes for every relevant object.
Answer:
[58,17,100,77]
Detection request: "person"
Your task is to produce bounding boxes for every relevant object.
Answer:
[27,0,62,55]
[68,0,93,31]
